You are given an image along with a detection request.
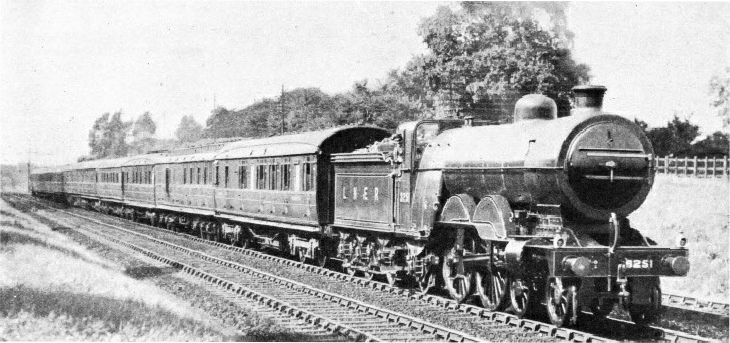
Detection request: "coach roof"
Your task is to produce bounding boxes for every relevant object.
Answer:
[123,153,166,166]
[214,126,389,160]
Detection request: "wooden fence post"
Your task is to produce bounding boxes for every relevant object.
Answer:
[704,156,709,178]
[712,156,717,177]
[725,156,729,178]
[693,156,698,177]
[683,156,688,176]
[663,156,668,174]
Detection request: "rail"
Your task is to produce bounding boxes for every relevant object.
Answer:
[654,155,729,178]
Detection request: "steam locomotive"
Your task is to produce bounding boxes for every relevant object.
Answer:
[30,86,689,327]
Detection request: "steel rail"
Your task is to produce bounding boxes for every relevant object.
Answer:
[47,208,483,342]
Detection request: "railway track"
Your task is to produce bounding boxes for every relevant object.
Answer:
[45,209,483,342]
[3,194,721,342]
[661,294,729,317]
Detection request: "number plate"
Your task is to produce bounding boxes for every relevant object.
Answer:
[624,259,653,269]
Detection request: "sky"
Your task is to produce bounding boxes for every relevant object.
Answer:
[1,1,728,166]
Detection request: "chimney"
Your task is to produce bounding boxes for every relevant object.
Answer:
[571,85,607,116]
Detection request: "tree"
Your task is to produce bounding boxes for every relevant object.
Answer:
[411,3,590,122]
[176,115,204,143]
[645,115,700,157]
[688,131,729,157]
[88,112,111,157]
[87,111,132,159]
[129,112,158,154]
[204,107,247,138]
[132,112,156,140]
[106,111,132,157]
[709,67,729,128]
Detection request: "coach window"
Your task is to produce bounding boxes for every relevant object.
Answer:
[165,169,170,193]
[183,166,187,184]
[256,165,265,189]
[302,162,315,191]
[204,167,208,184]
[224,166,229,188]
[267,164,276,190]
[282,164,291,191]
[215,166,219,186]
[197,167,201,184]
[239,164,247,189]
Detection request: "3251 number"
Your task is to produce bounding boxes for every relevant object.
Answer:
[625,259,653,269]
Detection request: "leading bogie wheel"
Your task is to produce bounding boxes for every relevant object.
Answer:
[441,248,471,302]
[510,279,530,318]
[474,269,508,311]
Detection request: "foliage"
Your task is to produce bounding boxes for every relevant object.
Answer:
[176,115,204,143]
[636,116,727,157]
[132,112,156,139]
[709,67,729,128]
[407,3,589,121]
[87,111,132,159]
[689,131,729,157]
[201,85,425,139]
[129,112,158,155]
[643,115,700,157]
[1,164,29,192]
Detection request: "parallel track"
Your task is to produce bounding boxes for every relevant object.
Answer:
[4,194,721,342]
[661,293,729,317]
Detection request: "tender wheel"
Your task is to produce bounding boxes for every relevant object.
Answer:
[545,278,576,327]
[474,269,508,311]
[441,247,471,302]
[629,283,662,325]
[510,279,530,318]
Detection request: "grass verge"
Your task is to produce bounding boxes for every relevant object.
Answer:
[630,175,728,301]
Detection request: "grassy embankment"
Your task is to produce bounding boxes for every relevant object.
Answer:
[0,200,237,341]
[630,175,729,302]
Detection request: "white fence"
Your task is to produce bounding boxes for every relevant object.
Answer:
[655,156,729,178]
